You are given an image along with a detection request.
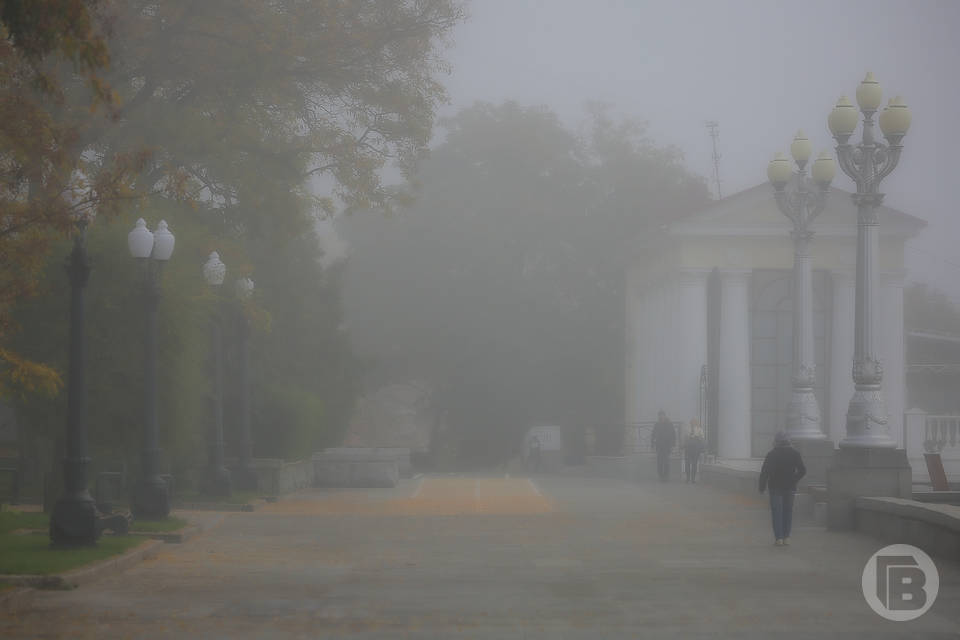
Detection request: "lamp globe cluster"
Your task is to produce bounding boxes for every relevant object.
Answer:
[128,218,175,260]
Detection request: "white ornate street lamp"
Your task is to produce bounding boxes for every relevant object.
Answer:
[828,73,911,448]
[768,135,836,440]
[128,219,175,519]
[202,251,232,496]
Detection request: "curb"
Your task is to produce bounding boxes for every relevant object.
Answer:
[136,512,225,543]
[1,538,164,591]
[0,586,35,613]
[172,501,258,512]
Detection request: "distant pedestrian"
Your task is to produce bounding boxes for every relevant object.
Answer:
[758,431,806,547]
[650,410,676,482]
[683,419,706,483]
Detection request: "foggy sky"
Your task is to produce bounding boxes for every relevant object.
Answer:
[439,0,960,302]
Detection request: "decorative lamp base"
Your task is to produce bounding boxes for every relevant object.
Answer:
[132,477,170,520]
[50,493,100,547]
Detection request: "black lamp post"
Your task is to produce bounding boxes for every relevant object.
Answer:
[233,277,258,490]
[202,251,231,496]
[50,224,99,546]
[128,218,175,519]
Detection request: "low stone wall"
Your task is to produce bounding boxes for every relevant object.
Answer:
[912,491,960,505]
[312,448,399,488]
[374,447,413,478]
[248,458,312,496]
[854,497,960,561]
[699,461,760,494]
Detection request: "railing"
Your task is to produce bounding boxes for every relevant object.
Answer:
[921,415,960,453]
[903,409,960,484]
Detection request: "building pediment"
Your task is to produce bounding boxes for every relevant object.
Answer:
[669,184,926,239]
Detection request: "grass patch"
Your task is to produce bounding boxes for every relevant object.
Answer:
[175,489,261,505]
[0,534,144,576]
[0,581,15,592]
[0,510,49,534]
[130,516,188,532]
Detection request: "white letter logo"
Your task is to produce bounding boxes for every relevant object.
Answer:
[862,544,939,621]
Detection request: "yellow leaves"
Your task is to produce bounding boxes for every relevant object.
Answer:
[0,346,62,400]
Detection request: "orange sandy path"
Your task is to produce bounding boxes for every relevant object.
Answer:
[259,477,554,516]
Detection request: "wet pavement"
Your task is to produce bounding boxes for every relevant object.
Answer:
[1,474,958,638]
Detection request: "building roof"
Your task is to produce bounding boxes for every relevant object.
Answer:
[668,183,926,239]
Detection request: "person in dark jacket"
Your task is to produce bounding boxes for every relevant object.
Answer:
[682,419,706,483]
[758,431,806,546]
[651,410,676,482]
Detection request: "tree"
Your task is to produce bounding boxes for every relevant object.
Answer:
[0,0,148,396]
[340,102,710,464]
[5,0,465,472]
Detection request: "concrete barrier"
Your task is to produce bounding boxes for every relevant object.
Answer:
[312,448,399,488]
[699,461,761,494]
[241,458,312,496]
[375,448,413,478]
[854,497,960,561]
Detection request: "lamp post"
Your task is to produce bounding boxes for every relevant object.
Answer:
[233,276,257,490]
[768,134,836,440]
[128,218,175,519]
[828,72,912,448]
[50,222,99,546]
[202,251,231,496]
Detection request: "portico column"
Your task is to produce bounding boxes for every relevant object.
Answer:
[638,286,652,422]
[718,268,752,459]
[625,271,638,426]
[678,269,709,426]
[880,271,906,446]
[664,277,682,418]
[829,270,855,444]
[651,283,666,418]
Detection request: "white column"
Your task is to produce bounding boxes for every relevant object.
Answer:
[651,283,665,420]
[880,272,906,447]
[624,269,638,426]
[664,277,682,419]
[718,269,753,459]
[829,270,855,445]
[632,282,648,425]
[678,269,709,426]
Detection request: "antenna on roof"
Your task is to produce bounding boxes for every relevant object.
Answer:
[705,120,722,200]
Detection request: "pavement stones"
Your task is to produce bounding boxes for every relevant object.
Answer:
[0,475,958,638]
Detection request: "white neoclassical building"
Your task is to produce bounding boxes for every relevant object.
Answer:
[625,184,924,459]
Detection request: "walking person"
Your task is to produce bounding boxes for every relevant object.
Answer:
[683,418,706,483]
[651,410,676,482]
[758,431,806,546]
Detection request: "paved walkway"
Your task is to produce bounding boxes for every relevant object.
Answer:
[1,475,958,638]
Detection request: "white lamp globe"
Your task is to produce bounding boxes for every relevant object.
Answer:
[235,277,254,300]
[828,96,859,138]
[855,71,883,112]
[151,220,175,261]
[767,152,792,189]
[203,251,226,286]
[811,151,836,187]
[128,218,154,259]
[790,130,812,167]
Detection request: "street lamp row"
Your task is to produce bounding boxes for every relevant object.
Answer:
[127,227,258,515]
[767,71,912,449]
[123,224,254,518]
